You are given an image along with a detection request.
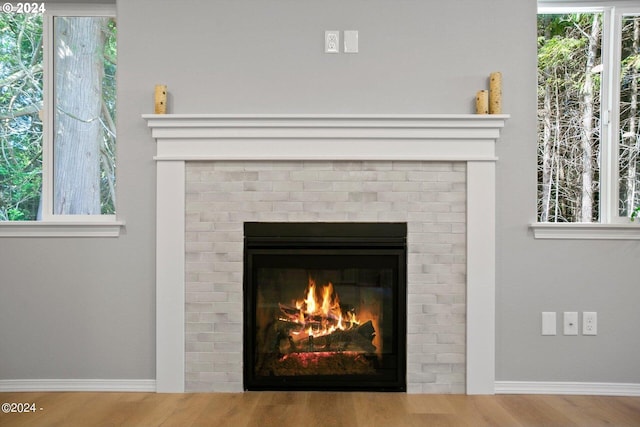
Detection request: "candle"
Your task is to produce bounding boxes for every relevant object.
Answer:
[489,72,502,114]
[476,90,488,115]
[154,84,167,114]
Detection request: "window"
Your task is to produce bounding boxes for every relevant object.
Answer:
[0,4,118,235]
[617,13,640,220]
[537,4,640,228]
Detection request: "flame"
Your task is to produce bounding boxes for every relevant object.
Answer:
[288,277,359,339]
[305,279,317,314]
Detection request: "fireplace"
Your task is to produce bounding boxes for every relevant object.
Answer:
[243,222,407,391]
[145,114,508,394]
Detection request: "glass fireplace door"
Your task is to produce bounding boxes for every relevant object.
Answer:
[243,223,406,391]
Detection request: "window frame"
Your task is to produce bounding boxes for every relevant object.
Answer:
[0,3,123,237]
[532,2,640,239]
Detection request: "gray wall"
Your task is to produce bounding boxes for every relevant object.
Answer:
[1,0,638,385]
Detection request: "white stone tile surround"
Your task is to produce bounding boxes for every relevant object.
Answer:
[145,114,508,394]
[185,160,466,393]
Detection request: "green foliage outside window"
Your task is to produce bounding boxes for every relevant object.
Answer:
[619,16,640,219]
[538,12,640,223]
[537,13,602,223]
[0,13,43,220]
[0,12,116,220]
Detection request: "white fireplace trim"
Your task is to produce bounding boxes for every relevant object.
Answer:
[143,114,506,162]
[145,113,508,394]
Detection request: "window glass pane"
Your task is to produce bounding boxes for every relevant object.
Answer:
[0,13,43,220]
[538,13,602,222]
[618,15,640,218]
[53,16,116,215]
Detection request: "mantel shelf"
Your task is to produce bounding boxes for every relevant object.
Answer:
[143,114,509,162]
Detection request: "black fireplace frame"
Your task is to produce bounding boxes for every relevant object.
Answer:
[243,222,407,392]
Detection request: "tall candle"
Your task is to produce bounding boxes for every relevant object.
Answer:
[489,72,502,114]
[476,90,488,115]
[154,84,167,114]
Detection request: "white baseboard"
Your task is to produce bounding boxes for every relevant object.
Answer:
[495,381,640,397]
[0,379,156,392]
[3,379,638,396]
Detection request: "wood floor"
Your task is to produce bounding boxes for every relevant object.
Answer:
[1,392,639,427]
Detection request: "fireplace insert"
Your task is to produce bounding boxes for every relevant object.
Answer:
[243,222,407,391]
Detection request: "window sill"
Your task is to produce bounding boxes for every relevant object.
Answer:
[530,223,640,240]
[0,221,125,237]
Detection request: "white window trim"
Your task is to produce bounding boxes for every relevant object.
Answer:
[530,222,640,239]
[533,2,640,239]
[0,221,123,237]
[0,3,123,237]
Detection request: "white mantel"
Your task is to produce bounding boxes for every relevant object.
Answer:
[144,114,507,161]
[144,114,509,394]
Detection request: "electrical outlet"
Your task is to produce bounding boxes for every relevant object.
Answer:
[583,311,597,335]
[325,30,339,53]
[563,311,578,335]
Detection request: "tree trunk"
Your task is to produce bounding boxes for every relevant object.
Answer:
[553,74,562,221]
[579,16,600,222]
[53,17,106,214]
[541,81,553,222]
[625,17,639,215]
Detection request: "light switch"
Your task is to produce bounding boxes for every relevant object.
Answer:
[344,30,358,53]
[542,312,556,335]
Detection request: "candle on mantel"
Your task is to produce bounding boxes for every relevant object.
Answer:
[489,72,502,114]
[154,84,167,114]
[475,90,488,115]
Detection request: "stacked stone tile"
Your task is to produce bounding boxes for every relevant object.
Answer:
[185,161,466,393]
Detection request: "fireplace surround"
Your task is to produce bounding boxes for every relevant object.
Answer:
[144,114,508,394]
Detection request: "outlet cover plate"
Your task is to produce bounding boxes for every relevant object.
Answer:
[583,311,597,335]
[325,30,339,53]
[564,311,578,335]
[542,312,556,335]
[344,30,359,53]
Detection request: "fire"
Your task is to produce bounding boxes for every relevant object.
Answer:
[282,277,359,339]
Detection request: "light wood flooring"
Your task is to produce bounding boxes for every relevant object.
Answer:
[1,391,640,427]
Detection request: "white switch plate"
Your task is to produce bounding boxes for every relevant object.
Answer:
[542,312,556,335]
[583,311,597,335]
[344,30,359,53]
[564,311,578,335]
[325,30,339,53]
